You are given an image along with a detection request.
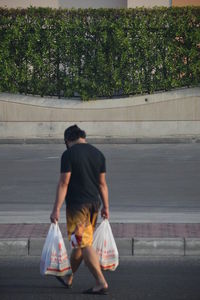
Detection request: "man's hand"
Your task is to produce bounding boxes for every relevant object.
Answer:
[101,206,109,219]
[50,209,60,223]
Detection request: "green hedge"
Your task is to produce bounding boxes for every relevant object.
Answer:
[0,7,199,100]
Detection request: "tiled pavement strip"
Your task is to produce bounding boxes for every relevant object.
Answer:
[1,223,200,239]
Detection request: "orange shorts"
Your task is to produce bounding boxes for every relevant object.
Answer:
[66,202,100,248]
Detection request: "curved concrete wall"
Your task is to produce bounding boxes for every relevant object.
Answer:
[0,0,127,9]
[0,88,200,139]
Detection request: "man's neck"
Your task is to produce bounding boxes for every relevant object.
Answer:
[69,138,86,148]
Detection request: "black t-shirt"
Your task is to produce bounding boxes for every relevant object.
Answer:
[60,143,106,207]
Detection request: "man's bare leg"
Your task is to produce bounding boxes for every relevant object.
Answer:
[66,248,83,285]
[82,246,108,291]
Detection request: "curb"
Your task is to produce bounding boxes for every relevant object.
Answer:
[0,137,200,145]
[0,238,200,257]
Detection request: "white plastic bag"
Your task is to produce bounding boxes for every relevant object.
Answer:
[40,223,72,276]
[93,219,119,271]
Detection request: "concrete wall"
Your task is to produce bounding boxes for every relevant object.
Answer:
[0,0,127,9]
[0,88,200,139]
[127,0,170,8]
[0,0,171,9]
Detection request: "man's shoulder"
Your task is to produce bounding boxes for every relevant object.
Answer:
[91,145,106,165]
[73,143,105,160]
[62,143,105,159]
[87,144,104,157]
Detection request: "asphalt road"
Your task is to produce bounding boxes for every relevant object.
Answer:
[0,257,200,300]
[0,144,200,223]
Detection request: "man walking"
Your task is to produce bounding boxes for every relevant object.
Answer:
[50,125,109,295]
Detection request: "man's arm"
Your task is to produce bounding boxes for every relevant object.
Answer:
[50,172,71,223]
[99,173,109,219]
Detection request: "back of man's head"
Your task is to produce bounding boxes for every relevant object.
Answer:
[64,125,86,142]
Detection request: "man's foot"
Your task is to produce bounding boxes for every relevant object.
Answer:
[82,287,109,295]
[66,274,73,286]
[82,283,109,295]
[55,274,73,288]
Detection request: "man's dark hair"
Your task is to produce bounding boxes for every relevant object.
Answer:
[64,125,86,142]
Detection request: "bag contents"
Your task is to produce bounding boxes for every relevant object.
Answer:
[93,219,119,271]
[40,223,72,276]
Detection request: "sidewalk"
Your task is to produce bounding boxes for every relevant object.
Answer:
[0,223,200,257]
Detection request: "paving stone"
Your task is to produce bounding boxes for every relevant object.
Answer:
[185,238,200,256]
[134,238,184,256]
[115,238,133,256]
[0,239,28,256]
